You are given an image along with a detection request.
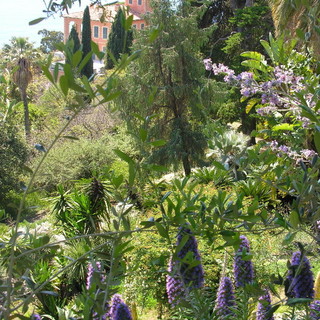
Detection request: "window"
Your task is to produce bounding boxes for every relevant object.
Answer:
[138,0,142,4]
[141,23,145,29]
[132,24,137,28]
[102,27,108,39]
[128,0,132,3]
[93,26,99,38]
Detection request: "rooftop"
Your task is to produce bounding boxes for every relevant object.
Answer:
[63,2,143,21]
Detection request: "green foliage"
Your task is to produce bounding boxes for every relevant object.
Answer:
[38,29,64,53]
[0,122,28,213]
[34,128,136,191]
[66,26,81,66]
[81,6,93,78]
[116,0,211,175]
[106,8,133,69]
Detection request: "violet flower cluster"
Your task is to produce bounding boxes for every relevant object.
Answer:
[166,257,186,305]
[286,251,314,299]
[166,227,204,305]
[31,315,41,320]
[310,300,320,319]
[234,235,254,287]
[203,59,311,121]
[108,294,132,320]
[256,290,274,320]
[214,276,236,319]
[269,140,317,164]
[86,261,106,290]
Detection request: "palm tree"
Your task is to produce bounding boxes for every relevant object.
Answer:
[13,58,32,139]
[268,0,320,56]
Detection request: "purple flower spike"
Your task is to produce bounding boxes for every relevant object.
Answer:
[166,257,186,305]
[214,276,236,319]
[256,290,274,320]
[112,302,133,320]
[166,227,204,305]
[286,251,314,299]
[234,235,254,287]
[31,315,41,320]
[310,300,320,319]
[176,227,204,289]
[86,261,106,290]
[109,294,124,319]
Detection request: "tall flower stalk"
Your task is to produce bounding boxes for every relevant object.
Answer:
[256,290,274,320]
[214,276,236,319]
[166,226,204,305]
[234,235,254,287]
[286,251,314,299]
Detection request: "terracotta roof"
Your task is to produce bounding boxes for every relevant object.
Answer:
[63,2,143,22]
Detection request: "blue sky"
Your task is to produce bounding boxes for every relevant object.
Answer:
[0,0,93,48]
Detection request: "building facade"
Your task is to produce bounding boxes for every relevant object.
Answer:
[63,0,151,52]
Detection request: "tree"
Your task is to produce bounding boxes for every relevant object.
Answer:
[268,0,320,56]
[81,6,94,78]
[106,7,133,69]
[115,0,210,175]
[66,26,81,65]
[38,29,64,53]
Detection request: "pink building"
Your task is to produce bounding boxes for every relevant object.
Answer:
[63,0,151,52]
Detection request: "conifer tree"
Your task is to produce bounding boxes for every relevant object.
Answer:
[66,26,81,65]
[115,0,210,175]
[81,6,93,78]
[106,7,133,69]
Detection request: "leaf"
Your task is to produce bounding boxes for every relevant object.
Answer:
[124,15,134,31]
[139,128,148,142]
[149,164,167,172]
[241,59,268,72]
[272,123,296,131]
[289,210,300,228]
[149,27,160,42]
[128,162,136,187]
[150,139,166,147]
[29,17,46,25]
[41,65,54,83]
[246,98,260,114]
[287,298,313,305]
[241,51,266,62]
[154,222,169,239]
[59,75,69,96]
[39,290,59,296]
[282,232,297,245]
[62,135,79,140]
[113,149,134,164]
[314,131,320,154]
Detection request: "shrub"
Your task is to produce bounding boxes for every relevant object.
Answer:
[0,122,28,214]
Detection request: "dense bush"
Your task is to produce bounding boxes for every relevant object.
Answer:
[34,127,136,191]
[0,122,28,214]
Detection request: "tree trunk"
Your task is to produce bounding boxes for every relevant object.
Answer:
[182,153,191,176]
[21,90,31,139]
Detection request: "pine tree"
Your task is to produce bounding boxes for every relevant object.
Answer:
[106,7,133,69]
[81,6,93,78]
[115,0,210,175]
[66,26,81,65]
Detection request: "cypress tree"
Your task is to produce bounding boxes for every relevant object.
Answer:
[106,7,133,69]
[81,6,94,78]
[66,26,81,65]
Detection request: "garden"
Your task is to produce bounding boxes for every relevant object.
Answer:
[1,0,320,319]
